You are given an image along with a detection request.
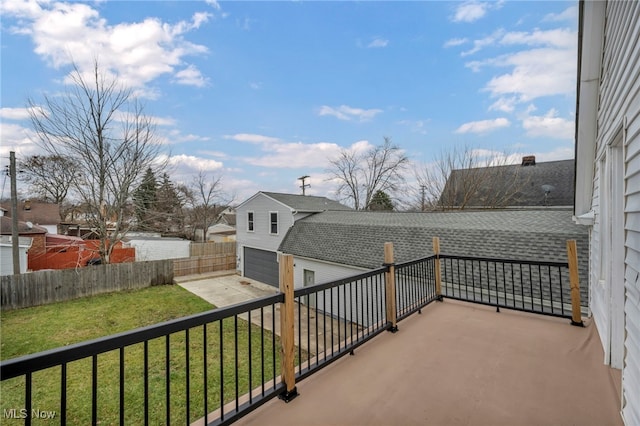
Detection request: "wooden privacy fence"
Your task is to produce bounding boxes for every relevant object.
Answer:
[1,260,174,310]
[172,254,237,276]
[173,241,237,276]
[189,241,236,257]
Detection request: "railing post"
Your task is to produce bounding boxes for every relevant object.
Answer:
[384,242,398,332]
[433,237,443,301]
[278,254,298,401]
[566,240,584,327]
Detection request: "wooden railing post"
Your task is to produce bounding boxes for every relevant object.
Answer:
[278,254,298,401]
[433,237,443,300]
[566,240,584,327]
[384,242,398,332]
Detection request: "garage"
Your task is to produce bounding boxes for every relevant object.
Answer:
[243,247,279,287]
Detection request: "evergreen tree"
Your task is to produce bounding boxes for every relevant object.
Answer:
[133,168,158,229]
[368,190,394,211]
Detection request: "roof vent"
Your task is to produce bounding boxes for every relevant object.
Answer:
[521,155,536,166]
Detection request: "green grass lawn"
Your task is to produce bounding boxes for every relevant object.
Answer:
[0,285,283,425]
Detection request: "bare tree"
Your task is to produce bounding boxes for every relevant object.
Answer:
[18,155,77,220]
[28,61,165,263]
[415,146,527,210]
[327,137,409,210]
[185,171,234,241]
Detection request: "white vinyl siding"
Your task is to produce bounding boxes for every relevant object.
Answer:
[587,1,640,423]
[291,256,366,290]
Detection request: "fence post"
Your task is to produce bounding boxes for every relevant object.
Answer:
[433,237,443,301]
[566,240,584,327]
[384,242,398,332]
[278,254,298,402]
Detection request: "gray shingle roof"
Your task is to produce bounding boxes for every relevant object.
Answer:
[441,159,575,207]
[262,192,352,212]
[278,209,588,273]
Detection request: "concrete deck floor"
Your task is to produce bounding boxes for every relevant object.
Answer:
[238,299,623,426]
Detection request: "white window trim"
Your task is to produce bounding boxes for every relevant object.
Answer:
[247,211,255,232]
[269,211,279,235]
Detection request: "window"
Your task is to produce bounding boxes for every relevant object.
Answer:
[247,211,254,231]
[270,212,278,234]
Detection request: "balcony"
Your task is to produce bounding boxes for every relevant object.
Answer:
[0,240,623,425]
[238,299,622,426]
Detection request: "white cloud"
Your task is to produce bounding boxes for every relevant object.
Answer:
[397,119,428,134]
[452,1,490,23]
[367,37,389,48]
[0,122,40,159]
[318,105,382,122]
[235,135,373,170]
[249,81,262,90]
[2,1,213,94]
[174,65,209,87]
[0,107,31,120]
[243,141,343,169]
[543,6,578,23]
[455,118,510,134]
[461,29,505,57]
[530,146,574,161]
[500,28,575,49]
[488,97,517,113]
[162,154,224,172]
[225,133,281,144]
[463,27,577,104]
[444,38,468,48]
[521,108,574,139]
[484,47,576,102]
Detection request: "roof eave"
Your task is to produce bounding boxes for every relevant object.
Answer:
[574,0,605,220]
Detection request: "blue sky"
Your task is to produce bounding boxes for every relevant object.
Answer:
[0,0,578,204]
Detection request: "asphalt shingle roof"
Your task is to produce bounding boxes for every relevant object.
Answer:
[262,192,352,212]
[278,209,588,272]
[441,160,575,207]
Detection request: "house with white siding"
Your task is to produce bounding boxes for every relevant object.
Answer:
[574,1,639,424]
[236,192,351,286]
[126,233,191,261]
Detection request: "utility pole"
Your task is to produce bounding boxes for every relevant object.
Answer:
[298,175,310,196]
[10,151,20,274]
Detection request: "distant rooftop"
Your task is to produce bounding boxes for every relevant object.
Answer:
[440,158,574,208]
[258,192,352,212]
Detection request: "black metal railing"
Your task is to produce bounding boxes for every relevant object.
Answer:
[394,256,439,321]
[0,294,284,426]
[292,267,389,382]
[439,255,585,318]
[1,250,585,426]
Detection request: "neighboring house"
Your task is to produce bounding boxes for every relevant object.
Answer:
[236,192,352,286]
[216,207,236,226]
[279,209,588,298]
[207,207,237,242]
[0,216,47,274]
[207,223,236,243]
[0,201,61,234]
[0,236,32,276]
[574,1,639,424]
[440,157,574,209]
[126,233,191,261]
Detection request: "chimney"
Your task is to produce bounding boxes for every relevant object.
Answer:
[521,155,536,166]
